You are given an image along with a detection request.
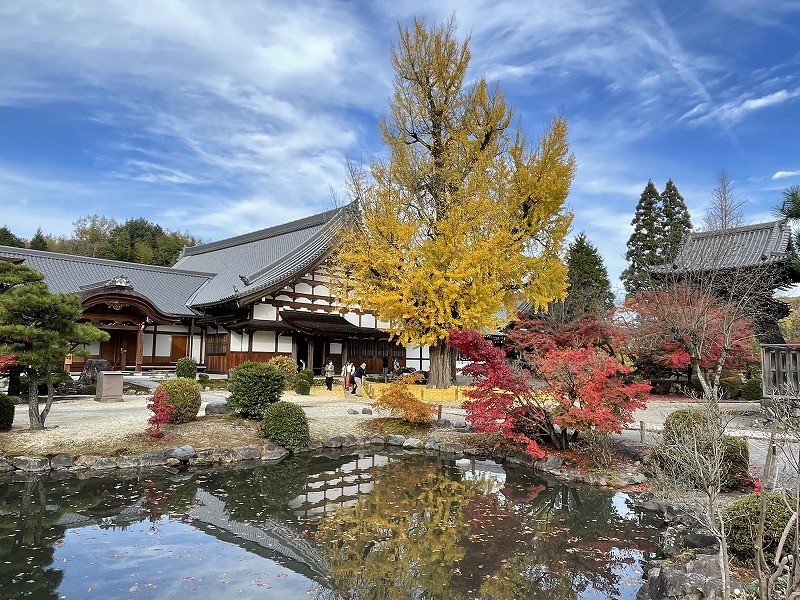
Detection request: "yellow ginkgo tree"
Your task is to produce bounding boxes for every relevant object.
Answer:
[331,17,575,388]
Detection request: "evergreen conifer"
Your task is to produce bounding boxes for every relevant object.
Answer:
[621,180,662,296]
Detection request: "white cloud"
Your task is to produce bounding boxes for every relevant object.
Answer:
[692,89,800,124]
[773,170,800,180]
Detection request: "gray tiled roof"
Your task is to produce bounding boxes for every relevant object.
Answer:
[174,205,353,307]
[669,220,793,271]
[0,247,212,317]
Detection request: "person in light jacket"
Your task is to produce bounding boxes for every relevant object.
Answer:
[324,359,335,391]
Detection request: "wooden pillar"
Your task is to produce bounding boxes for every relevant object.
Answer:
[135,325,144,374]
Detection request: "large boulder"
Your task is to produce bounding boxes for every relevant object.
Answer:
[77,359,112,387]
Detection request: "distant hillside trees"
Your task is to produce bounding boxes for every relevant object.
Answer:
[621,179,692,296]
[44,215,201,266]
[0,217,200,266]
[29,228,49,251]
[0,226,25,248]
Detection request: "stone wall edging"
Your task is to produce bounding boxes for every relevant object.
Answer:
[0,432,649,490]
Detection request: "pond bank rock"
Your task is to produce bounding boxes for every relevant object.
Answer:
[637,556,745,600]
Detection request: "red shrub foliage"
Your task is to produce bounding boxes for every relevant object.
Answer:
[0,354,17,372]
[146,388,176,437]
[450,316,649,457]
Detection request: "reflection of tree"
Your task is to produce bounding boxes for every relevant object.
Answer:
[0,477,64,600]
[473,480,660,599]
[314,456,484,600]
[202,457,313,522]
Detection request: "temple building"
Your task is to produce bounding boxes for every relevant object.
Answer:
[0,206,426,374]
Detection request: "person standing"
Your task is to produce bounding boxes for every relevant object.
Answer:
[381,356,389,377]
[343,361,355,394]
[353,362,366,396]
[324,358,335,391]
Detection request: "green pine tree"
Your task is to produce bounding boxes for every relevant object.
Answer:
[621,180,663,296]
[0,225,25,248]
[559,232,615,322]
[28,228,50,251]
[660,179,692,263]
[0,263,108,429]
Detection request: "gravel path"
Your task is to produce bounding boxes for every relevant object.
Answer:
[4,389,470,455]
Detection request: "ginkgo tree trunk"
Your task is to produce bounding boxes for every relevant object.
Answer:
[331,17,575,388]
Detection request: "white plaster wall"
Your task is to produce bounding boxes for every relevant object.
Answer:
[230,332,249,352]
[191,335,202,361]
[361,314,376,328]
[155,325,189,333]
[253,304,277,320]
[277,335,293,353]
[143,334,154,354]
[295,282,313,294]
[344,313,359,326]
[155,335,172,357]
[406,344,421,359]
[329,342,342,355]
[252,331,276,352]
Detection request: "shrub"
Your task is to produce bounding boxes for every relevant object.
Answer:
[267,355,298,390]
[721,435,750,491]
[0,393,15,431]
[80,384,97,395]
[298,369,314,385]
[719,370,743,399]
[260,400,311,450]
[228,361,285,419]
[724,492,795,563]
[155,378,202,423]
[740,378,763,402]
[197,372,210,385]
[175,357,198,379]
[654,408,750,491]
[371,372,436,424]
[294,378,311,395]
[663,408,706,442]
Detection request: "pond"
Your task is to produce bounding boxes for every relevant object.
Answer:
[0,452,662,599]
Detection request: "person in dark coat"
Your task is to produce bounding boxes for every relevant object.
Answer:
[353,362,366,396]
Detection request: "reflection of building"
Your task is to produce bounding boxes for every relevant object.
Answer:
[0,207,430,374]
[288,454,386,518]
[190,489,329,581]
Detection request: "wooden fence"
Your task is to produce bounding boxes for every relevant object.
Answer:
[761,344,800,398]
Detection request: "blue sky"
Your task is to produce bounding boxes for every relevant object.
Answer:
[2,1,800,295]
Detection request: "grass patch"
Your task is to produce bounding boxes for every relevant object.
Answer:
[0,415,264,458]
[199,378,229,391]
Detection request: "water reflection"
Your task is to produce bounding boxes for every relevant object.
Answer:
[0,453,660,599]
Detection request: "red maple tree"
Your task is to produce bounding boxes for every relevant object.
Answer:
[0,354,16,372]
[450,316,649,457]
[621,283,758,399]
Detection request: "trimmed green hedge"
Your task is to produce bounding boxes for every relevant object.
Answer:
[156,377,202,423]
[228,361,285,419]
[175,357,198,379]
[294,378,311,395]
[740,378,763,402]
[261,401,310,450]
[724,492,795,563]
[0,393,14,431]
[649,408,750,491]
